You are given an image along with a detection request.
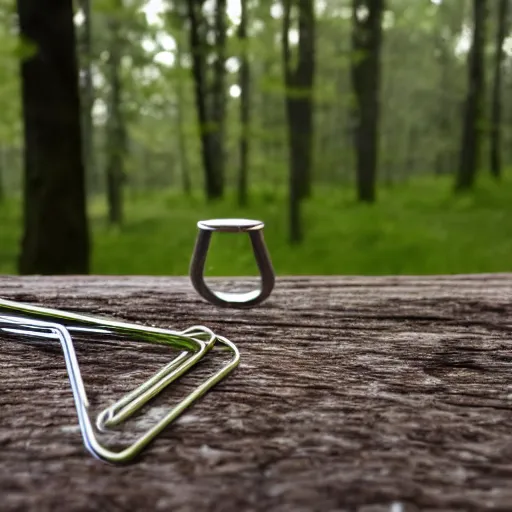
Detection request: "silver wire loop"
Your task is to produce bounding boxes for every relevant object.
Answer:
[189,218,275,308]
[0,299,240,464]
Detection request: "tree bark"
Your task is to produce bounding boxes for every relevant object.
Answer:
[455,0,488,192]
[17,0,90,274]
[105,14,125,226]
[187,0,223,200]
[2,274,512,511]
[350,0,384,203]
[283,0,315,244]
[489,0,509,180]
[237,0,250,207]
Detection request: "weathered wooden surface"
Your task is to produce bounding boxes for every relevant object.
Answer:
[1,274,512,512]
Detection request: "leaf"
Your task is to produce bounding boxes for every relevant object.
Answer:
[12,35,38,60]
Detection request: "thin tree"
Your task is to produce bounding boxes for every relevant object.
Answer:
[237,0,250,207]
[0,147,4,202]
[490,0,509,180]
[77,0,97,194]
[282,0,315,244]
[186,0,225,200]
[167,4,192,195]
[350,0,384,203]
[175,39,192,195]
[432,0,471,178]
[17,0,90,274]
[455,0,488,192]
[105,12,126,226]
[210,0,227,197]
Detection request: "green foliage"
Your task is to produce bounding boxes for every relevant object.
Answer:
[1,174,511,275]
[0,5,22,146]
[2,0,501,195]
[12,35,38,60]
[2,0,512,275]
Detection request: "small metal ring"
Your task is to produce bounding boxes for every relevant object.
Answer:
[189,218,275,308]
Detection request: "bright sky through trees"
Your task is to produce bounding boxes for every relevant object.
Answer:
[82,0,512,119]
[138,0,295,98]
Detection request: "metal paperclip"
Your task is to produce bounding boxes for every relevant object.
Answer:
[0,300,239,464]
[190,218,275,308]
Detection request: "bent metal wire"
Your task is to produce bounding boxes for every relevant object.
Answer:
[0,217,274,463]
[0,299,239,464]
[190,218,275,308]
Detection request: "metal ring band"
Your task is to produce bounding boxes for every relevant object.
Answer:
[189,218,275,308]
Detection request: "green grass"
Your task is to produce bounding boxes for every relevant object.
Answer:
[1,174,512,276]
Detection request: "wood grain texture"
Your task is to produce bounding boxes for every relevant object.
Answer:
[1,274,512,512]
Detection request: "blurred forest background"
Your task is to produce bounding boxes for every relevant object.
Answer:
[0,0,511,276]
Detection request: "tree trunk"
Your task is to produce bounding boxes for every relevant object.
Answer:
[77,0,96,195]
[176,40,191,195]
[489,0,508,180]
[286,0,315,201]
[17,0,90,275]
[283,0,301,244]
[105,15,125,226]
[434,1,466,177]
[237,0,250,207]
[187,0,223,200]
[296,0,315,201]
[350,0,384,203]
[435,24,452,176]
[455,0,488,192]
[283,0,315,244]
[210,0,226,198]
[0,146,4,201]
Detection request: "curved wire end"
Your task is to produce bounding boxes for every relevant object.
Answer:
[189,218,276,309]
[0,315,240,465]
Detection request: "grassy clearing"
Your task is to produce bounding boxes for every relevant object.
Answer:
[1,175,511,276]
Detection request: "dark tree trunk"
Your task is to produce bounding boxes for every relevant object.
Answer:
[77,0,96,195]
[283,0,315,244]
[237,0,250,207]
[490,0,508,180]
[187,0,223,200]
[105,16,125,226]
[455,0,488,192]
[17,0,90,275]
[350,0,384,203]
[285,0,315,202]
[297,0,315,201]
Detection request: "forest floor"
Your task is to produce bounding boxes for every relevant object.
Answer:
[0,174,511,276]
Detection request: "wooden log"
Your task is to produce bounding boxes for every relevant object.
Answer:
[1,274,512,511]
